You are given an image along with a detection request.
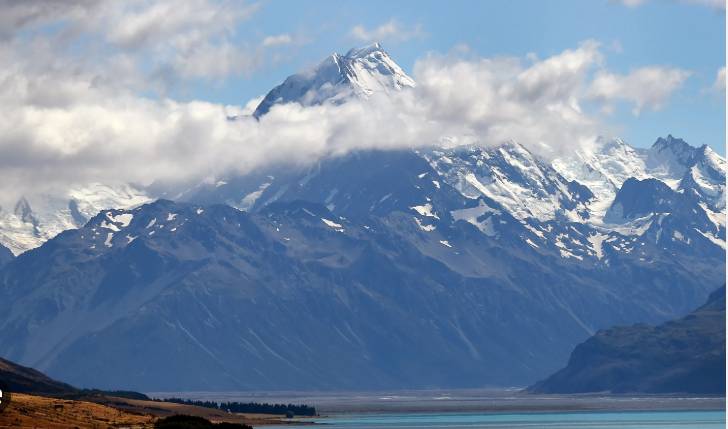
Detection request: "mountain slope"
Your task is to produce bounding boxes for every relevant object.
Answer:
[0,243,12,267]
[0,356,77,396]
[530,285,726,394]
[425,142,594,223]
[0,196,723,391]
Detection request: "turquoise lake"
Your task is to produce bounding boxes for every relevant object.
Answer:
[270,410,726,428]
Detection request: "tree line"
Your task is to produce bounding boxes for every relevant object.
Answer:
[161,397,317,416]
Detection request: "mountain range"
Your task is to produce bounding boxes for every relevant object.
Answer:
[0,44,724,391]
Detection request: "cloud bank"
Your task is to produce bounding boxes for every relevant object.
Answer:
[0,2,692,202]
[0,0,283,93]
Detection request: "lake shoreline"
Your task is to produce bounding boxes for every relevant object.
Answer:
[147,389,726,415]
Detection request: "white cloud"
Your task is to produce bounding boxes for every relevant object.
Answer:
[0,20,692,203]
[403,41,605,153]
[0,0,267,93]
[617,0,648,6]
[616,0,726,9]
[587,66,690,115]
[350,19,424,43]
[170,41,264,80]
[515,40,603,103]
[0,0,98,38]
[104,1,263,83]
[714,66,726,92]
[682,0,726,9]
[0,40,597,198]
[262,34,293,47]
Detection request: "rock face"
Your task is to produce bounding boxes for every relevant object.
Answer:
[530,286,726,394]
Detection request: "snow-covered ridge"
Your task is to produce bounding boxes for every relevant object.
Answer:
[0,183,150,255]
[417,134,725,257]
[551,135,726,224]
[426,141,593,223]
[253,42,415,117]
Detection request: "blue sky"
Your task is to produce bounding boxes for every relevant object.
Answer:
[190,0,725,153]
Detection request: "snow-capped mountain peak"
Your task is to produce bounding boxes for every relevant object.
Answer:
[341,42,415,94]
[344,42,384,58]
[646,134,700,178]
[550,137,650,220]
[551,134,726,226]
[253,42,414,117]
[651,134,695,159]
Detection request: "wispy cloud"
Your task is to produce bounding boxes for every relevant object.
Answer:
[587,67,691,115]
[0,0,280,93]
[713,66,726,92]
[350,19,425,43]
[262,34,293,47]
[615,0,726,9]
[682,0,726,9]
[616,0,648,6]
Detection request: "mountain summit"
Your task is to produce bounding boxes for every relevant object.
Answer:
[253,42,415,118]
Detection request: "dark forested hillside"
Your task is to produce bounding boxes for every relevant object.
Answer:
[530,285,726,394]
